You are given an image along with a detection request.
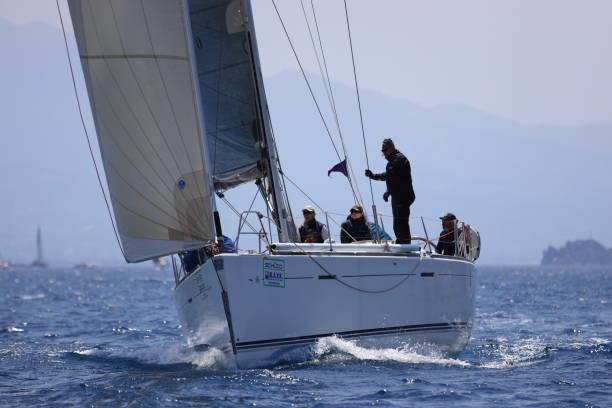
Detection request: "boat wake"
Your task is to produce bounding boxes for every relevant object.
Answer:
[475,335,610,369]
[309,336,471,367]
[66,334,610,372]
[477,337,550,368]
[72,343,234,371]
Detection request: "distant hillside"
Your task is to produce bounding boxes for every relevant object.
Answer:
[1,18,612,265]
[541,240,612,266]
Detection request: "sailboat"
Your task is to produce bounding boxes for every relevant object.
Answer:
[31,226,48,268]
[66,0,480,368]
[0,252,8,270]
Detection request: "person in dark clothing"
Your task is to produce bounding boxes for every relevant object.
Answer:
[365,139,416,244]
[436,212,458,256]
[340,205,372,243]
[299,205,329,243]
[180,247,207,274]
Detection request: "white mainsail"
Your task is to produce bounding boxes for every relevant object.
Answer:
[68,0,216,262]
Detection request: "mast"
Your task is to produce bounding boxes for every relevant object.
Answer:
[243,0,297,242]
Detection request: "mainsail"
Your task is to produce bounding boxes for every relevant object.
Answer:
[68,0,216,262]
[187,0,264,191]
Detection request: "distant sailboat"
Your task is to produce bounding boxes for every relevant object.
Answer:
[74,262,96,270]
[152,257,169,269]
[32,227,48,268]
[0,251,8,269]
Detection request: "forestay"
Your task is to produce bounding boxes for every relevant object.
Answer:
[188,0,264,191]
[68,0,216,262]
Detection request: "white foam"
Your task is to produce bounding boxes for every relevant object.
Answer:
[73,343,234,369]
[7,327,24,333]
[75,348,99,356]
[480,337,548,369]
[311,336,471,367]
[158,343,235,369]
[18,294,45,300]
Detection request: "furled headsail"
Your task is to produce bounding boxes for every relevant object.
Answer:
[68,0,216,262]
[187,0,264,191]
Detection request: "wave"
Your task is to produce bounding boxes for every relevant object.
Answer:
[71,342,235,371]
[476,335,611,369]
[478,337,550,368]
[310,336,471,367]
[18,293,46,300]
[6,327,24,333]
[66,333,610,372]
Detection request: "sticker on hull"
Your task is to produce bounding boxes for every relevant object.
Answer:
[263,258,285,288]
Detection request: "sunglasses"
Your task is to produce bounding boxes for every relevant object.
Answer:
[350,210,362,214]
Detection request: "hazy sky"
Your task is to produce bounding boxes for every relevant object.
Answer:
[1,1,611,265]
[2,0,612,126]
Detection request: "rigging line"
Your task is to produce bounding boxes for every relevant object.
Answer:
[219,196,265,239]
[140,0,207,199]
[300,0,363,205]
[310,0,340,133]
[298,0,361,208]
[299,0,336,127]
[343,0,376,207]
[309,0,365,209]
[56,0,126,259]
[286,242,423,294]
[100,1,203,209]
[81,2,202,211]
[281,172,358,242]
[270,0,342,161]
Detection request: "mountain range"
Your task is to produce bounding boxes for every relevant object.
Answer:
[1,18,611,266]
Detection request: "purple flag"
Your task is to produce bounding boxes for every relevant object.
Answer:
[328,159,348,178]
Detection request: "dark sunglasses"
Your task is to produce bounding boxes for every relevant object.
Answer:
[350,209,362,214]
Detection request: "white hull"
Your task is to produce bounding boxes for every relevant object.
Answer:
[175,252,476,368]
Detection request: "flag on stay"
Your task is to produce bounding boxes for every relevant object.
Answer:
[327,159,348,178]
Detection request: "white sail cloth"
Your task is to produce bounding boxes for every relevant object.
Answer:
[68,0,216,262]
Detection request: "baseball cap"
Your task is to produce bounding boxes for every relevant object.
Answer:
[302,205,315,214]
[439,212,457,221]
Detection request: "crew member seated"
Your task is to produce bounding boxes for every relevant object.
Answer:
[180,247,206,274]
[299,205,329,243]
[340,205,372,243]
[436,212,459,256]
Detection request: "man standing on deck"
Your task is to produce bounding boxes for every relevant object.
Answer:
[365,139,416,244]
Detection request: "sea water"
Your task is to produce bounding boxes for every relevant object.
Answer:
[1,266,610,407]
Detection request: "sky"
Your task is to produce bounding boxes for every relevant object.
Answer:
[3,0,612,126]
[1,0,611,266]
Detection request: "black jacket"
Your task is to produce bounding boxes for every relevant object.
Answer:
[436,230,457,256]
[340,216,372,243]
[371,150,415,205]
[299,220,325,243]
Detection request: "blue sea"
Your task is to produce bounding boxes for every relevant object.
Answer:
[1,265,610,407]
